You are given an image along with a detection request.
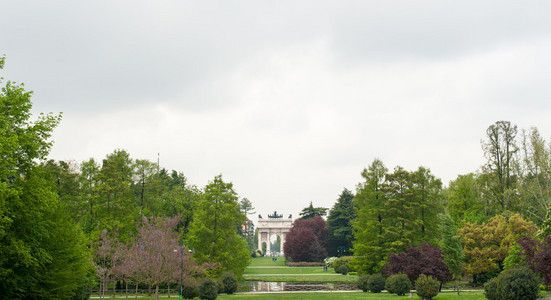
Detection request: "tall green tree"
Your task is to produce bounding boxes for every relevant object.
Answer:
[187,175,250,276]
[447,173,487,224]
[95,149,137,239]
[480,121,520,214]
[327,188,355,257]
[299,201,328,219]
[352,160,444,274]
[519,127,551,226]
[0,57,92,299]
[353,159,387,273]
[439,214,464,295]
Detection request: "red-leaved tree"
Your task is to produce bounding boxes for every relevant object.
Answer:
[284,216,329,262]
[518,235,551,290]
[383,242,452,290]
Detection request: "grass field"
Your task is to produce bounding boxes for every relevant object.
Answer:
[93,291,487,299]
[244,257,358,283]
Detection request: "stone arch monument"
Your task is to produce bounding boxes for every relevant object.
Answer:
[257,211,293,256]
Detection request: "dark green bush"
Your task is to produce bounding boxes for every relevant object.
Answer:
[337,264,349,275]
[385,273,412,296]
[367,273,386,293]
[221,272,238,294]
[199,278,218,300]
[357,274,370,292]
[484,267,540,300]
[415,274,439,300]
[484,277,500,300]
[182,278,200,299]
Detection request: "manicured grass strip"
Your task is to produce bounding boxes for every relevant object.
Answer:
[243,274,359,283]
[219,291,486,300]
[94,291,487,300]
[245,267,334,274]
[248,257,286,267]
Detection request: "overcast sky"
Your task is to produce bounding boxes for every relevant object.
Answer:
[2,1,551,220]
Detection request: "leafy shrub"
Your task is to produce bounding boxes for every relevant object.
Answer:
[367,273,386,293]
[357,275,370,292]
[484,267,540,300]
[333,256,356,273]
[349,272,358,276]
[484,277,500,300]
[385,273,412,296]
[199,278,218,300]
[215,279,224,294]
[221,272,238,294]
[415,274,440,300]
[182,278,200,299]
[337,264,349,275]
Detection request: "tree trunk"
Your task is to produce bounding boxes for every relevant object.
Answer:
[167,283,171,297]
[148,283,152,296]
[125,279,128,298]
[155,284,160,300]
[135,282,139,299]
[113,279,116,298]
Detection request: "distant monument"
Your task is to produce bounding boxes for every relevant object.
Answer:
[257,211,293,257]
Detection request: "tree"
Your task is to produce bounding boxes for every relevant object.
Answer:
[0,56,92,299]
[187,175,250,276]
[284,216,329,262]
[459,214,537,284]
[299,201,328,219]
[327,188,355,257]
[519,127,551,226]
[439,214,464,295]
[353,159,388,273]
[446,173,487,224]
[480,121,520,214]
[353,161,444,274]
[383,242,452,290]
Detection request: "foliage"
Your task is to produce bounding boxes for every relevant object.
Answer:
[0,57,92,299]
[284,216,329,262]
[385,273,412,296]
[517,235,551,288]
[324,257,337,268]
[221,272,238,294]
[367,273,385,293]
[299,201,328,219]
[460,214,537,283]
[332,256,356,273]
[439,213,464,294]
[415,274,440,300]
[337,264,349,275]
[188,175,251,276]
[484,276,500,300]
[484,266,540,300]
[383,242,452,286]
[182,278,200,299]
[353,160,444,274]
[327,189,356,256]
[357,274,370,292]
[447,174,487,224]
[480,121,520,214]
[199,278,219,300]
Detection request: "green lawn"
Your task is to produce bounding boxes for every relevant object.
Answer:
[94,291,486,300]
[219,291,486,299]
[245,267,331,274]
[248,257,286,267]
[244,257,357,283]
